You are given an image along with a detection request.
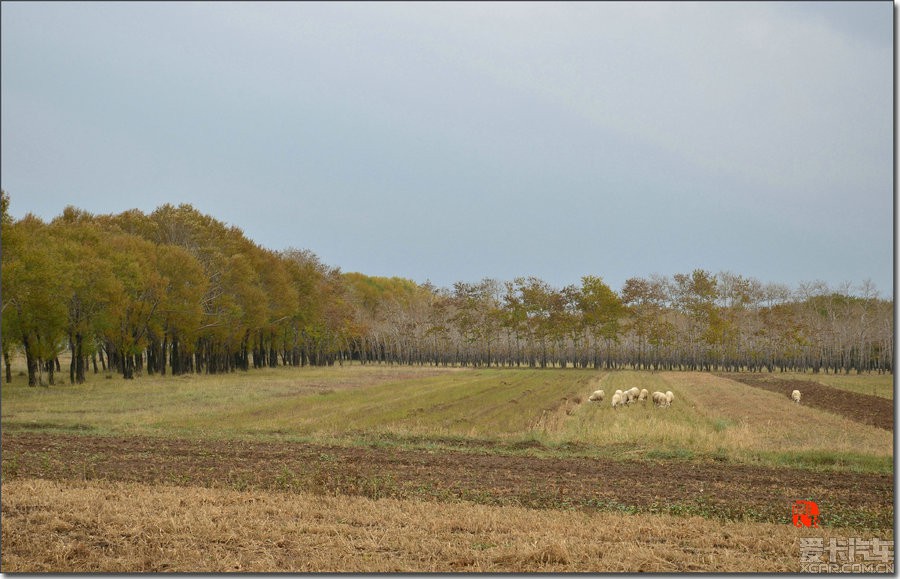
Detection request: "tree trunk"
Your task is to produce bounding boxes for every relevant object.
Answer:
[160,334,168,376]
[122,349,134,379]
[69,336,76,384]
[22,335,38,387]
[74,333,86,384]
[45,359,56,385]
[4,349,11,383]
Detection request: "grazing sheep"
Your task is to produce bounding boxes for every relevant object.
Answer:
[615,389,623,397]
[588,389,605,403]
[626,387,640,404]
[620,387,638,405]
[638,389,649,402]
[791,389,801,404]
[665,391,674,406]
[651,391,668,407]
[611,392,624,409]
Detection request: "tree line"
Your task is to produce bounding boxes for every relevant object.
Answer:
[2,192,892,386]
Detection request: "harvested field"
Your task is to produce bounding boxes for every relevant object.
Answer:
[2,432,892,530]
[2,368,893,572]
[4,369,890,473]
[2,477,860,573]
[720,374,893,431]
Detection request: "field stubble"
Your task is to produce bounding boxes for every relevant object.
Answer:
[0,477,869,573]
[1,365,894,572]
[2,431,892,532]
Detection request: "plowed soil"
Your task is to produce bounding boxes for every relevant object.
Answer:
[720,374,893,431]
[2,432,892,530]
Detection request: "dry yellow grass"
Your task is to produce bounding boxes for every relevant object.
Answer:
[551,371,891,465]
[1,477,883,573]
[779,371,894,400]
[660,372,893,455]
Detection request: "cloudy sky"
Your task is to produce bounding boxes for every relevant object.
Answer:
[1,2,893,295]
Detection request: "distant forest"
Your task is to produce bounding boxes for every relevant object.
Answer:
[2,191,892,386]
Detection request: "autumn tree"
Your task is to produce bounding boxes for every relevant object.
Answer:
[2,214,68,385]
[1,196,891,380]
[49,210,118,383]
[578,275,625,369]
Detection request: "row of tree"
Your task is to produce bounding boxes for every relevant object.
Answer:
[2,192,892,386]
[347,272,891,375]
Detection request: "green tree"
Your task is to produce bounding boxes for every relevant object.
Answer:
[578,275,625,368]
[2,215,68,385]
[672,269,720,370]
[102,234,166,378]
[49,211,118,383]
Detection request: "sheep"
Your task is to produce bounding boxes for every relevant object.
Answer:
[611,392,624,409]
[588,389,605,403]
[791,389,801,404]
[651,391,668,408]
[626,387,640,404]
[638,389,649,402]
[619,387,638,405]
[665,391,674,406]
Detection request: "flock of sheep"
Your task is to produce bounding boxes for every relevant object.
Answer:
[587,387,674,409]
[587,386,803,408]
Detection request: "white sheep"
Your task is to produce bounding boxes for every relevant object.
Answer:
[626,387,640,404]
[588,389,605,403]
[620,387,637,405]
[611,392,623,409]
[651,391,668,407]
[615,389,623,397]
[638,389,649,402]
[791,389,801,404]
[665,391,674,406]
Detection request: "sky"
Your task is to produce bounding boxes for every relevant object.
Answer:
[1,2,894,297]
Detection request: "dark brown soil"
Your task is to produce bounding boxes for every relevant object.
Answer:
[2,432,892,530]
[719,374,893,431]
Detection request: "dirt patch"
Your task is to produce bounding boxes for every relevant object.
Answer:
[2,432,892,530]
[719,374,893,431]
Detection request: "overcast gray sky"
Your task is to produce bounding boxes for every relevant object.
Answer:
[1,2,893,296]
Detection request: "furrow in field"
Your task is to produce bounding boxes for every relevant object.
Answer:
[657,372,893,456]
[718,373,893,431]
[2,432,891,531]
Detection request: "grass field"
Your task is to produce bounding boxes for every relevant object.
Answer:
[2,365,891,471]
[1,363,894,572]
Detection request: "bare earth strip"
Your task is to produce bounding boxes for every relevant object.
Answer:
[719,374,894,431]
[2,432,891,530]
